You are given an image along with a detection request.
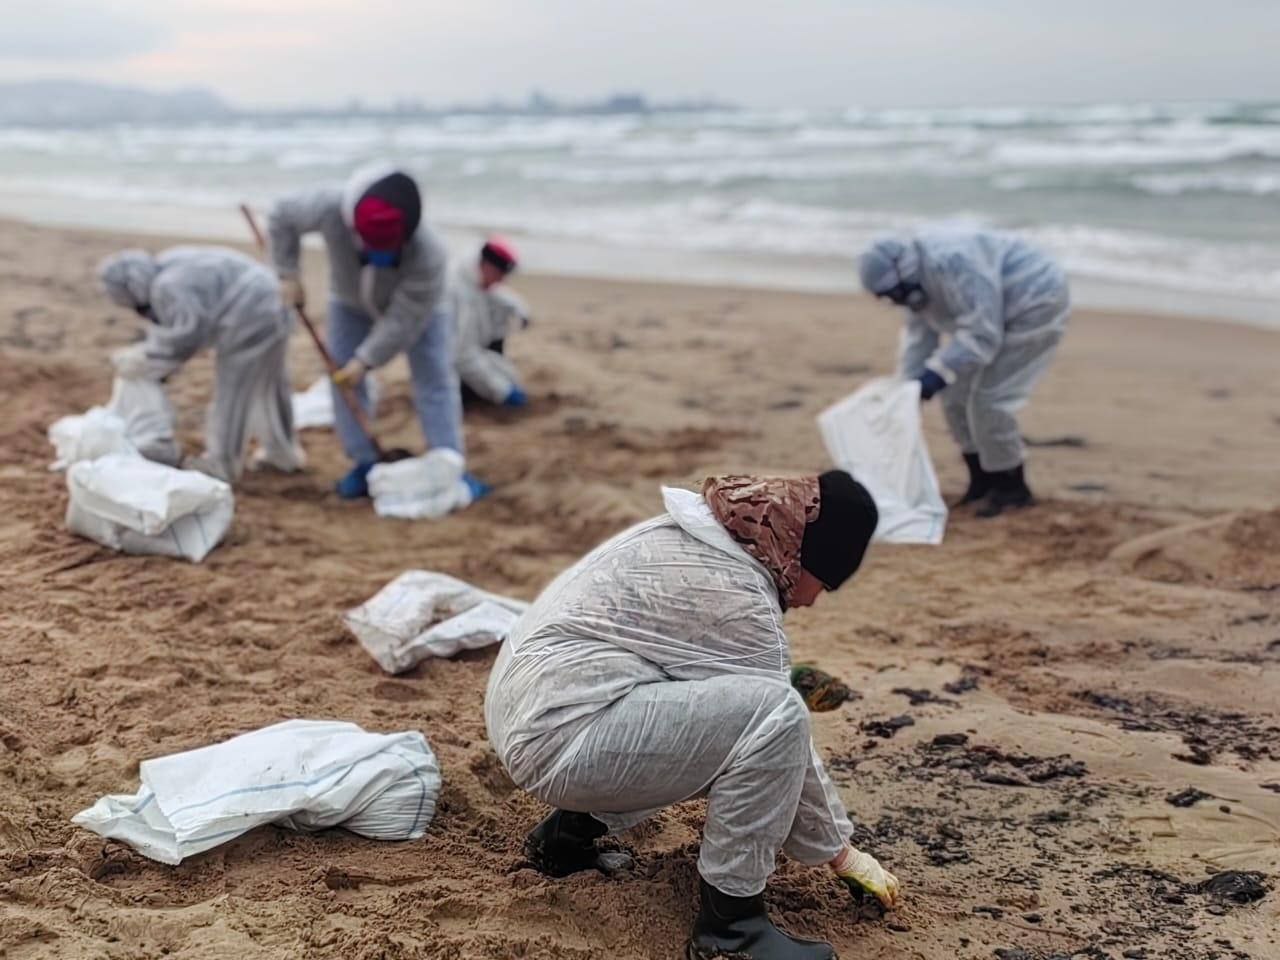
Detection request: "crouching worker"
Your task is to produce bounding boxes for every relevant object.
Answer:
[268,163,483,500]
[485,471,900,960]
[97,246,302,483]
[859,228,1069,517]
[450,237,532,409]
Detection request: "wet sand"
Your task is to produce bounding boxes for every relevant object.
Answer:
[0,216,1277,960]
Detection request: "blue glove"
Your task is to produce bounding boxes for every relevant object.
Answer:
[503,386,529,408]
[463,472,492,502]
[917,369,946,401]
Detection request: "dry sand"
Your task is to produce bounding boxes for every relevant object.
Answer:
[0,217,1277,960]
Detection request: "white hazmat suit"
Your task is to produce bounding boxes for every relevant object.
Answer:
[485,487,853,898]
[861,229,1069,472]
[98,247,301,483]
[447,263,529,405]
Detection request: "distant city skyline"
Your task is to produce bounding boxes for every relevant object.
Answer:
[1,0,1277,110]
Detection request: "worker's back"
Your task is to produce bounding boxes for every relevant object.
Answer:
[485,515,785,783]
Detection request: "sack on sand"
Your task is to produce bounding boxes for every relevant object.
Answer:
[65,453,234,563]
[109,376,181,465]
[368,449,472,520]
[72,720,441,865]
[291,374,381,431]
[345,570,529,673]
[818,377,947,544]
[48,408,134,471]
[47,377,180,471]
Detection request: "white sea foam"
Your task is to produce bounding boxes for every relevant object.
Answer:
[1132,172,1280,196]
[0,101,1276,314]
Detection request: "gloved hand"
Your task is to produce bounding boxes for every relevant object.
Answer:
[790,664,856,712]
[503,386,529,408]
[332,358,367,388]
[917,368,946,401]
[830,844,900,909]
[462,472,492,502]
[279,275,306,309]
[111,344,155,381]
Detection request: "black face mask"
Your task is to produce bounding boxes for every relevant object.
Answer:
[882,282,927,310]
[134,303,158,324]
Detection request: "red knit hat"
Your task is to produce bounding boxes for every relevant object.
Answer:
[353,196,407,253]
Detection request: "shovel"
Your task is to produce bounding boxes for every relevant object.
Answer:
[240,203,412,463]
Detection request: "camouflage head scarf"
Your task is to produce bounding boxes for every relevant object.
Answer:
[703,474,821,609]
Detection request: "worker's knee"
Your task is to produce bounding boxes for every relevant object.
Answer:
[731,678,811,761]
[969,388,1021,422]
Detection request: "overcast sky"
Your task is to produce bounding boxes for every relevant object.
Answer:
[1,0,1277,109]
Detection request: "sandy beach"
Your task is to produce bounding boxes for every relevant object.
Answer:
[0,215,1277,959]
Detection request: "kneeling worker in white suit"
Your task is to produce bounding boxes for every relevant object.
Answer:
[486,471,899,960]
[449,237,532,409]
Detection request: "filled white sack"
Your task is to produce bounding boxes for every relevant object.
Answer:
[817,377,947,544]
[72,719,441,865]
[345,569,529,673]
[368,448,472,520]
[66,453,234,562]
[109,376,181,466]
[47,376,180,471]
[48,408,133,471]
[292,374,381,431]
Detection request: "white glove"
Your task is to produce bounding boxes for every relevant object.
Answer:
[111,344,154,381]
[279,275,306,309]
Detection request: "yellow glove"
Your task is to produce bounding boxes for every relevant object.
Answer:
[331,358,367,388]
[279,275,306,309]
[830,845,900,909]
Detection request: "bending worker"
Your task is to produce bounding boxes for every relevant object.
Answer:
[486,471,899,960]
[449,237,532,408]
[267,163,478,500]
[98,246,302,483]
[859,227,1069,517]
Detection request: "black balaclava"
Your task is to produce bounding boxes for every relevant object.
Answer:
[800,470,879,591]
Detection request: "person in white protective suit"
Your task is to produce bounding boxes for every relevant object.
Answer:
[267,163,487,502]
[448,237,532,408]
[97,247,303,483]
[486,471,899,960]
[858,228,1070,517]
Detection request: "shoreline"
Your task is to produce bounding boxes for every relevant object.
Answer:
[1,202,1276,332]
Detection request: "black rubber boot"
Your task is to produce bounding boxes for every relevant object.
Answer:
[687,877,835,960]
[976,463,1034,518]
[523,809,609,877]
[955,451,992,507]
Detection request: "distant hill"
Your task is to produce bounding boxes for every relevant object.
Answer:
[0,80,231,125]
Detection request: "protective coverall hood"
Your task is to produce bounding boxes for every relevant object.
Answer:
[98,249,160,310]
[341,162,422,251]
[859,236,923,295]
[661,486,770,576]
